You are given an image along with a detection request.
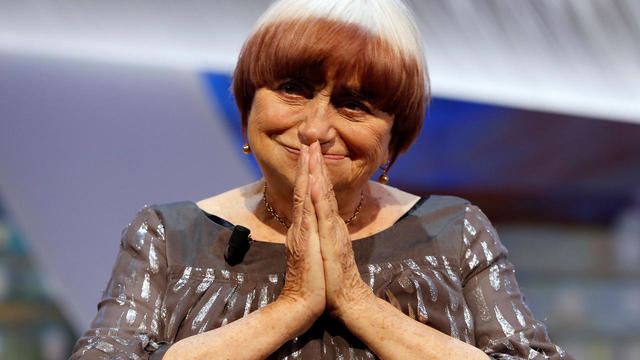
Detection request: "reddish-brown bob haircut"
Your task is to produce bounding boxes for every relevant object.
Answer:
[233,17,429,166]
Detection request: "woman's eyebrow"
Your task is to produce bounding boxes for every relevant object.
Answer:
[332,84,368,100]
[339,91,372,105]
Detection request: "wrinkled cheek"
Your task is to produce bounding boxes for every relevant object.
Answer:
[353,129,391,165]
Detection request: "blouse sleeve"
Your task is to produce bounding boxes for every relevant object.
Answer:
[460,205,572,360]
[71,206,170,359]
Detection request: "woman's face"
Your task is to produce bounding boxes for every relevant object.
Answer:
[247,78,394,194]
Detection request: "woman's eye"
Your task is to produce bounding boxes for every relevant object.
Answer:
[278,81,305,96]
[343,101,371,114]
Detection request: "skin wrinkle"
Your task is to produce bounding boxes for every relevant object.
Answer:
[308,142,373,317]
[234,17,426,168]
[247,76,394,225]
[73,3,567,356]
[279,144,326,323]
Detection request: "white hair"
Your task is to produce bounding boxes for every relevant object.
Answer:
[254,0,427,78]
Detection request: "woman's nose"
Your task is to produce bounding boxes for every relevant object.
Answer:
[297,97,336,146]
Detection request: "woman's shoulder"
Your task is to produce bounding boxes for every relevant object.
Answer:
[195,182,262,222]
[376,186,488,246]
[372,182,470,218]
[127,183,259,236]
[372,182,419,208]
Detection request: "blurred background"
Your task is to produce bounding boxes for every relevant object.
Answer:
[1,0,639,359]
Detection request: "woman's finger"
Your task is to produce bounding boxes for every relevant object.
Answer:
[290,144,310,230]
[281,142,325,318]
[290,143,320,246]
[310,141,351,286]
[309,141,343,247]
[317,143,340,214]
[301,170,319,244]
[309,141,371,316]
[287,164,319,262]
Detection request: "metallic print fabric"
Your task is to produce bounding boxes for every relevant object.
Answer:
[71,197,571,359]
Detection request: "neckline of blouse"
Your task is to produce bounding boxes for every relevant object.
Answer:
[195,196,429,246]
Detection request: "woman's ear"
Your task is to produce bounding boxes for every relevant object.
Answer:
[383,145,395,167]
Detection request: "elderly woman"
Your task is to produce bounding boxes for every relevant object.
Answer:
[72,0,571,359]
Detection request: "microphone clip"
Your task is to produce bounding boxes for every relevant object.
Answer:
[224,225,251,266]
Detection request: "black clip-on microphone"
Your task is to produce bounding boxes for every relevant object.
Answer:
[224,225,251,266]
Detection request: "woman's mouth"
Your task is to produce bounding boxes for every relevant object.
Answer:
[283,145,300,155]
[322,153,345,160]
[282,144,345,160]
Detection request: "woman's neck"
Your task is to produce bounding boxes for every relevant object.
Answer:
[196,180,420,243]
[261,178,375,231]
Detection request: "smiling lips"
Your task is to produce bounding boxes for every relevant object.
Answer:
[283,145,345,160]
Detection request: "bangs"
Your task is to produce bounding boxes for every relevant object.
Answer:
[234,17,427,158]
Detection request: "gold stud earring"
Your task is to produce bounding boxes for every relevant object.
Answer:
[378,164,390,184]
[242,144,251,154]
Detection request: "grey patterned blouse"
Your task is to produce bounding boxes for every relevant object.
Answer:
[71,195,571,359]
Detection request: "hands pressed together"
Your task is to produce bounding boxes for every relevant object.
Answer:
[278,141,373,327]
[270,143,493,360]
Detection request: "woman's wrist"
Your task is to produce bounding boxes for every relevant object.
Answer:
[164,296,322,360]
[332,293,491,360]
[274,294,324,336]
[329,282,377,322]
